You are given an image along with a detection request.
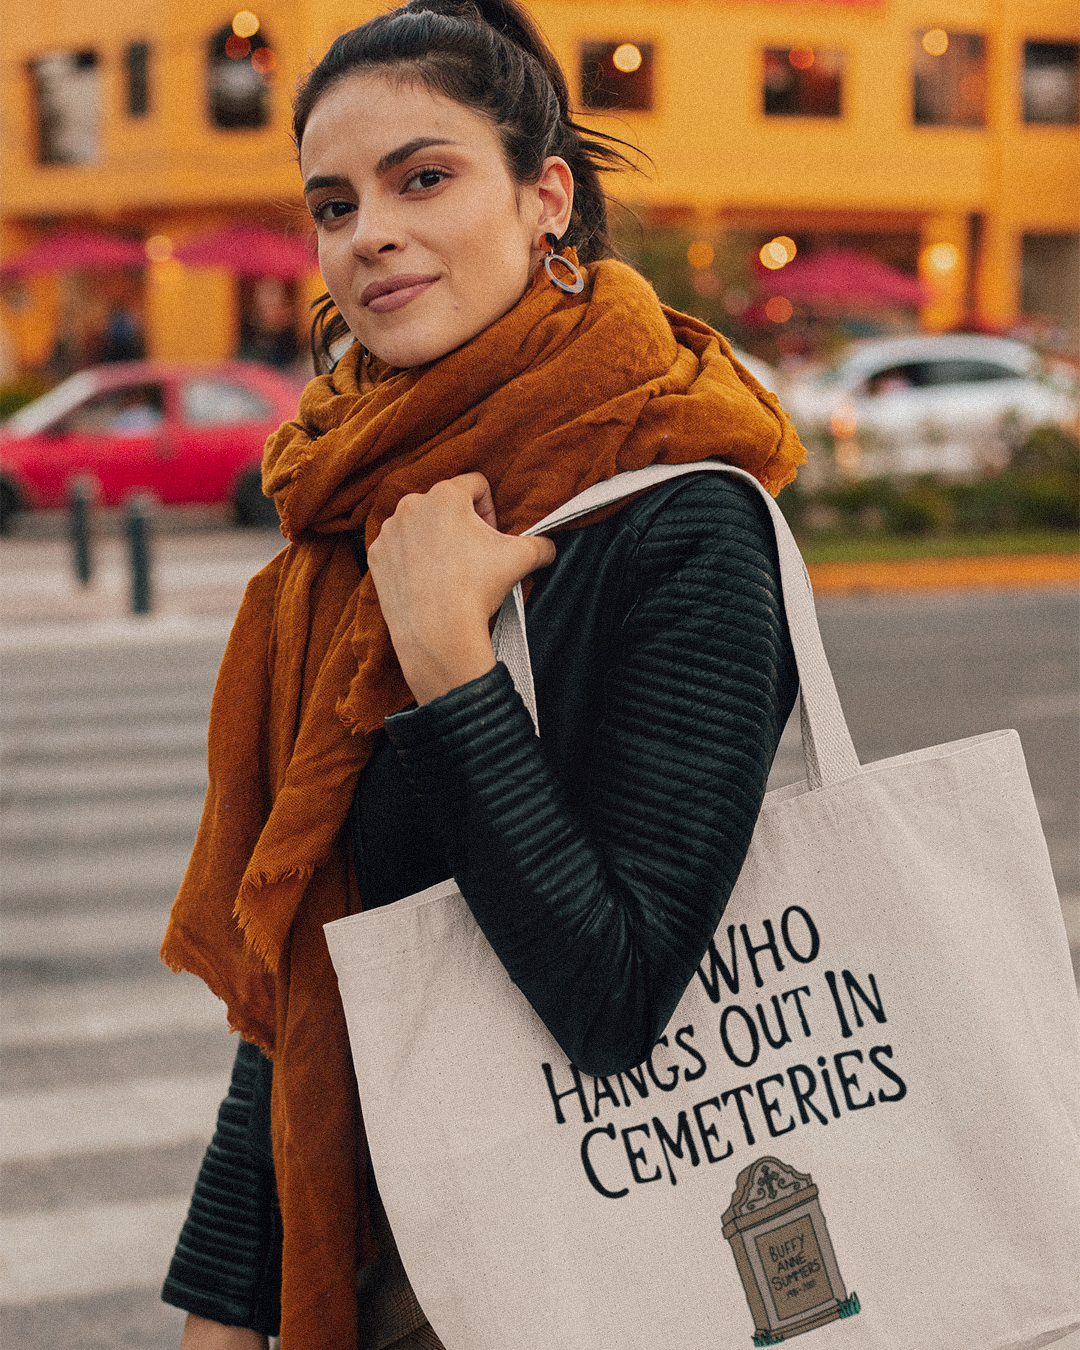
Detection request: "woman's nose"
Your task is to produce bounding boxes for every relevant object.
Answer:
[349,199,401,258]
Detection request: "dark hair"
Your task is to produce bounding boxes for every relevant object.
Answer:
[294,0,638,369]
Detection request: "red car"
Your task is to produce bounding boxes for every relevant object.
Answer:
[0,361,305,532]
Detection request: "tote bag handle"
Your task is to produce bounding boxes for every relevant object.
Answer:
[491,461,861,791]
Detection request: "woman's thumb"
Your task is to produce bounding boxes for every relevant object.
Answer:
[530,536,557,569]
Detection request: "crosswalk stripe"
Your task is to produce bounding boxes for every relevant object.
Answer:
[1,756,207,804]
[0,1074,226,1164]
[1,907,173,962]
[0,614,234,655]
[1,721,208,762]
[0,1195,190,1305]
[0,689,213,727]
[1,843,193,903]
[2,796,202,848]
[0,975,227,1049]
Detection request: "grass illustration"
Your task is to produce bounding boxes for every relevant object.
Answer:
[750,1292,862,1344]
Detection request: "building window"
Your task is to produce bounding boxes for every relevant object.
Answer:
[125,42,150,117]
[913,30,987,126]
[580,41,654,112]
[763,49,843,117]
[1023,42,1079,124]
[29,49,101,164]
[1022,233,1080,336]
[207,23,274,129]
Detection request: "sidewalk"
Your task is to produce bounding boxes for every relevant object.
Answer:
[1,527,1077,648]
[0,528,285,649]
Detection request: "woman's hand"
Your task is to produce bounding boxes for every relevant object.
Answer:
[368,473,556,705]
[180,1313,268,1349]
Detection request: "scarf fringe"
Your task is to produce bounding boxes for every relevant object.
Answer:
[232,863,322,973]
[160,924,275,1056]
[241,861,320,890]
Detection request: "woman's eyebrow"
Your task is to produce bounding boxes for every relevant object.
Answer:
[303,138,458,196]
[375,137,457,174]
[303,173,349,196]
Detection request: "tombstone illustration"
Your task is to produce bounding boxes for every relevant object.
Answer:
[722,1156,860,1345]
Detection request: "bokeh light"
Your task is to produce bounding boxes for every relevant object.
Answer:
[921,241,961,274]
[722,288,750,317]
[922,29,949,56]
[612,44,643,74]
[686,239,714,269]
[788,48,815,70]
[250,47,276,73]
[145,235,174,262]
[835,439,863,477]
[830,401,858,439]
[232,11,260,38]
[692,270,721,298]
[225,34,251,59]
[764,296,794,323]
[759,236,797,269]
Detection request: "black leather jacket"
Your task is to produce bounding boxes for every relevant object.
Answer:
[163,471,798,1332]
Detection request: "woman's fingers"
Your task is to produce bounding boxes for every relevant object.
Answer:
[459,472,498,530]
[371,476,555,608]
[368,475,558,705]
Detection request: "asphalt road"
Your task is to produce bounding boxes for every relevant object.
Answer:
[1,583,1077,1348]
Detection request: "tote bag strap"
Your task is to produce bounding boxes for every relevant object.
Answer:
[491,461,861,791]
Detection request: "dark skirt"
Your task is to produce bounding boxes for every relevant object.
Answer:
[358,1173,446,1350]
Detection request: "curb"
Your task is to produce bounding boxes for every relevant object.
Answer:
[807,552,1080,595]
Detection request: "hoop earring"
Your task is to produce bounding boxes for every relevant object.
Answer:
[542,236,584,295]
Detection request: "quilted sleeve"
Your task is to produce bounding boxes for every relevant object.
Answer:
[161,1038,282,1335]
[384,474,798,1078]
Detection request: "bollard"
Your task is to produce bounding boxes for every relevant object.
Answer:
[68,476,95,586]
[124,493,154,615]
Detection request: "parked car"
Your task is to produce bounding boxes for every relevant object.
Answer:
[729,347,784,399]
[783,334,1077,479]
[0,361,305,532]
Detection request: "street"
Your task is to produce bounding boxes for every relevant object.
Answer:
[1,549,1077,1347]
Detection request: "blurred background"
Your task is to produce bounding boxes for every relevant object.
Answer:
[0,0,1078,534]
[0,1,1078,1347]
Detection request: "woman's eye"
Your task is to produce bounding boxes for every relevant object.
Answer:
[404,167,448,193]
[311,199,354,223]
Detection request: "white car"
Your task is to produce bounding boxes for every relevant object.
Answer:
[783,334,1077,480]
[729,347,783,397]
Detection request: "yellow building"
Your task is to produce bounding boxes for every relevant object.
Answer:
[1,0,1077,372]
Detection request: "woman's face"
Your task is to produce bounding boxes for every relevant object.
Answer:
[301,72,573,368]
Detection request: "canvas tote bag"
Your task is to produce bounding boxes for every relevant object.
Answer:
[325,462,1080,1350]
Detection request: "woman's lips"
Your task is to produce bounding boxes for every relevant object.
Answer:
[361,274,439,313]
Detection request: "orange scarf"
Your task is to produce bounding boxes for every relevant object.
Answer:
[161,254,803,1348]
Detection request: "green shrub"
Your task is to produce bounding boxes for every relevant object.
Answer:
[776,478,808,532]
[1001,424,1079,530]
[819,477,897,533]
[790,424,1078,538]
[948,477,1009,533]
[884,480,954,536]
[1011,423,1080,479]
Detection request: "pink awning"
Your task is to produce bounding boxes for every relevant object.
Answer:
[174,225,317,279]
[759,249,927,305]
[0,230,146,277]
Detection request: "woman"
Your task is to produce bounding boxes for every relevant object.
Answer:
[160,1,804,1346]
